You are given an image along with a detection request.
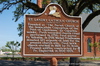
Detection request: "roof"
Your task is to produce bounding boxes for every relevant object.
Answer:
[80,14,100,32]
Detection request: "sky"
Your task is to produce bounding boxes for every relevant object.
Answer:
[0,8,22,48]
[0,0,37,49]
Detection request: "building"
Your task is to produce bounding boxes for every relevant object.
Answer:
[81,14,100,57]
[0,50,3,55]
[37,0,100,57]
[0,50,12,55]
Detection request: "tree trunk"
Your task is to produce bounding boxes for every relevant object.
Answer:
[69,57,80,66]
[94,47,96,59]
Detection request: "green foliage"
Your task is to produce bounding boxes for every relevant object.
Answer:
[0,0,7,3]
[6,41,14,50]
[5,41,20,59]
[0,0,35,22]
[17,22,24,37]
[0,46,11,52]
[0,57,46,61]
[93,4,100,11]
[13,4,28,22]
[0,57,11,60]
[42,0,48,4]
[0,0,100,21]
[13,4,24,22]
[63,58,69,61]
[5,41,20,58]
[89,42,100,58]
[80,57,100,60]
[89,42,98,47]
[2,49,11,52]
[0,0,100,36]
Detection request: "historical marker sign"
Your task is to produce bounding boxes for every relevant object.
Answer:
[22,4,82,57]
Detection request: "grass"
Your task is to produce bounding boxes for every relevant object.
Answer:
[80,57,100,61]
[63,57,100,61]
[0,57,47,61]
[0,57,100,61]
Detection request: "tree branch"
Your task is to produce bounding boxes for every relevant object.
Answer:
[23,2,44,13]
[0,0,23,13]
[73,0,82,14]
[82,10,100,30]
[73,0,100,16]
[60,0,69,14]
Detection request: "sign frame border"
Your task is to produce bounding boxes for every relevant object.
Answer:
[22,3,83,57]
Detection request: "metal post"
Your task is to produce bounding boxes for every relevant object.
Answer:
[50,57,57,66]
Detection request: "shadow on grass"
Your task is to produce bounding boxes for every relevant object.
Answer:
[0,60,100,66]
[0,60,50,66]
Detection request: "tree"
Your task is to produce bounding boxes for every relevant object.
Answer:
[89,42,100,59]
[0,0,100,26]
[0,46,11,52]
[17,22,24,37]
[4,0,99,36]
[6,41,20,59]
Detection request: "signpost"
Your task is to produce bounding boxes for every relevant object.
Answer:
[22,3,82,66]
